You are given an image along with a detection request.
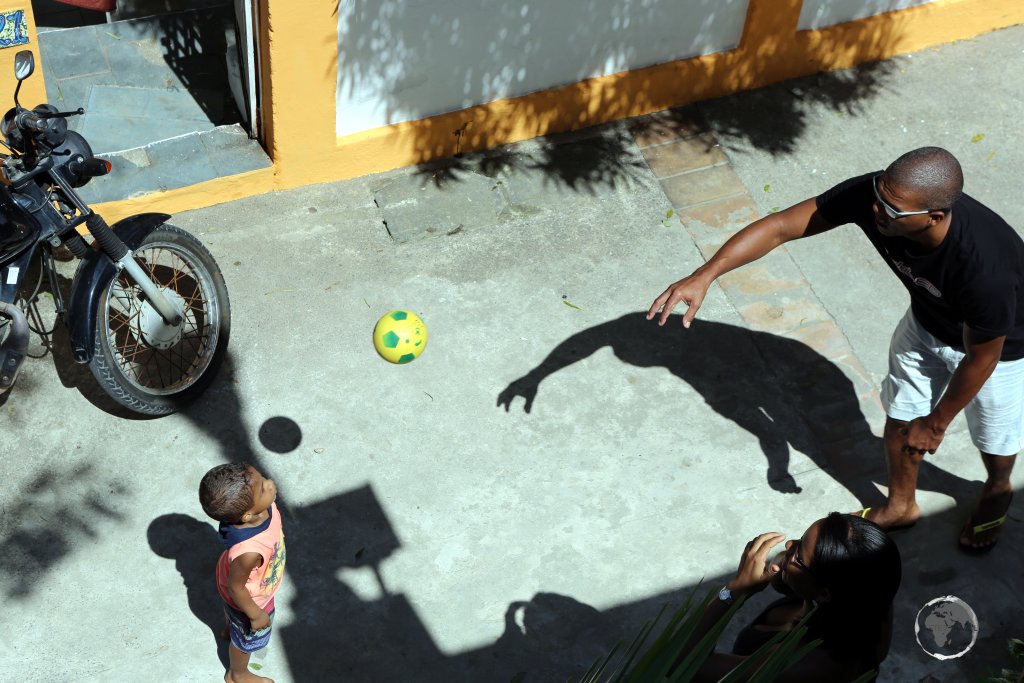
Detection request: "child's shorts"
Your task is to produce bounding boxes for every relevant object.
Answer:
[223,600,275,654]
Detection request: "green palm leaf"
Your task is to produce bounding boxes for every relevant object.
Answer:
[575,584,877,683]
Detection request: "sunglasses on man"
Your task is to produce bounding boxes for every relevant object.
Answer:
[872,174,948,220]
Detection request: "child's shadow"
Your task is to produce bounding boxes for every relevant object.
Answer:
[148,514,229,669]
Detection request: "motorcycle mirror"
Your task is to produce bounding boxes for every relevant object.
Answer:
[14,50,34,82]
[12,51,34,111]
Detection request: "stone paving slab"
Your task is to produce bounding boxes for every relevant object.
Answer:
[660,166,746,208]
[373,170,506,242]
[639,134,727,177]
[677,193,761,232]
[38,25,110,80]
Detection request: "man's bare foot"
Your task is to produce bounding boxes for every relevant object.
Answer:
[959,486,1013,552]
[225,670,274,683]
[851,502,920,530]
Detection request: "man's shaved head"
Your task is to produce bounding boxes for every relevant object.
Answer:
[885,147,963,210]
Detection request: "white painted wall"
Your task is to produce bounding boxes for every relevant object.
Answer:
[336,0,750,137]
[798,0,937,30]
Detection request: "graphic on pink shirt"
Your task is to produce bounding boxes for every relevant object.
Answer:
[216,502,286,611]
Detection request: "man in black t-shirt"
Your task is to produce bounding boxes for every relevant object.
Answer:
[648,147,1018,552]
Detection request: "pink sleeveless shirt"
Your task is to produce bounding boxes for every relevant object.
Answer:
[216,502,286,611]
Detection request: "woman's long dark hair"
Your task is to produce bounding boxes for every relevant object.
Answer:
[806,512,902,664]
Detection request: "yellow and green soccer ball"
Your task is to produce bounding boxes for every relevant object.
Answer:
[373,310,428,364]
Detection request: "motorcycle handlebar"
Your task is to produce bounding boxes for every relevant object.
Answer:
[15,110,46,132]
[38,107,84,119]
[12,106,83,137]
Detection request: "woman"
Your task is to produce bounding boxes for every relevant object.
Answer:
[680,512,902,682]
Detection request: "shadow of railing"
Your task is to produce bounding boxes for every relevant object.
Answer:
[156,5,244,128]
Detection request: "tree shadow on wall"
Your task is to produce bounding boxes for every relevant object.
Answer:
[628,60,896,157]
[335,0,902,189]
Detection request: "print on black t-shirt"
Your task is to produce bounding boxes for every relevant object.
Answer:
[815,172,1024,361]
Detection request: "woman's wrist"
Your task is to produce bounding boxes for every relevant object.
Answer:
[725,580,764,597]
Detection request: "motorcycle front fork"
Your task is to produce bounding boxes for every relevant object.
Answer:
[116,252,183,326]
[62,221,182,327]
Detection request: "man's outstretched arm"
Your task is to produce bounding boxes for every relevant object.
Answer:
[648,198,835,327]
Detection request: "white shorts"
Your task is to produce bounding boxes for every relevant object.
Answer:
[881,309,1024,456]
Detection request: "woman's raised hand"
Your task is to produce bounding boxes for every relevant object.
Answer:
[726,532,786,596]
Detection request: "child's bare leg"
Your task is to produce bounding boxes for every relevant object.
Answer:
[225,643,273,683]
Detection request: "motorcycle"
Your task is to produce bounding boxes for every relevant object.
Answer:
[0,50,230,416]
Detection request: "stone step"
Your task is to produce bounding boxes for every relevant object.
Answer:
[38,3,241,149]
[77,123,270,204]
[78,84,224,154]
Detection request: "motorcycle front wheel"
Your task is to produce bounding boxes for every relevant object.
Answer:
[88,224,231,416]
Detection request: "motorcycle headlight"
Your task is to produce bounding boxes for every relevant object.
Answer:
[52,131,95,187]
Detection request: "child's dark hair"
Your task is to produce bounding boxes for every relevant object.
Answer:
[199,463,254,523]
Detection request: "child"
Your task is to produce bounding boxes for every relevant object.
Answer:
[199,463,286,683]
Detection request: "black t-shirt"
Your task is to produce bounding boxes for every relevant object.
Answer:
[816,172,1024,360]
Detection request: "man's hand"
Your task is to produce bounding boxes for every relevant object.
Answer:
[726,532,785,596]
[647,200,830,329]
[248,609,271,633]
[900,415,946,456]
[647,272,713,328]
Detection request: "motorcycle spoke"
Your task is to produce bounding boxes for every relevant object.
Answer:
[103,241,219,394]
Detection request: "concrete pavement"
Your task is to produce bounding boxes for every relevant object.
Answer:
[3,23,1024,682]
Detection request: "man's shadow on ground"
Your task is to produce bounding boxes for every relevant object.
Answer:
[497,313,970,506]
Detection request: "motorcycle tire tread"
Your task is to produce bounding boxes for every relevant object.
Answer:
[87,223,231,416]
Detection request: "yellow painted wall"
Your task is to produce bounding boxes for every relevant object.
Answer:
[23,0,1024,221]
[0,2,46,109]
[262,0,1024,193]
